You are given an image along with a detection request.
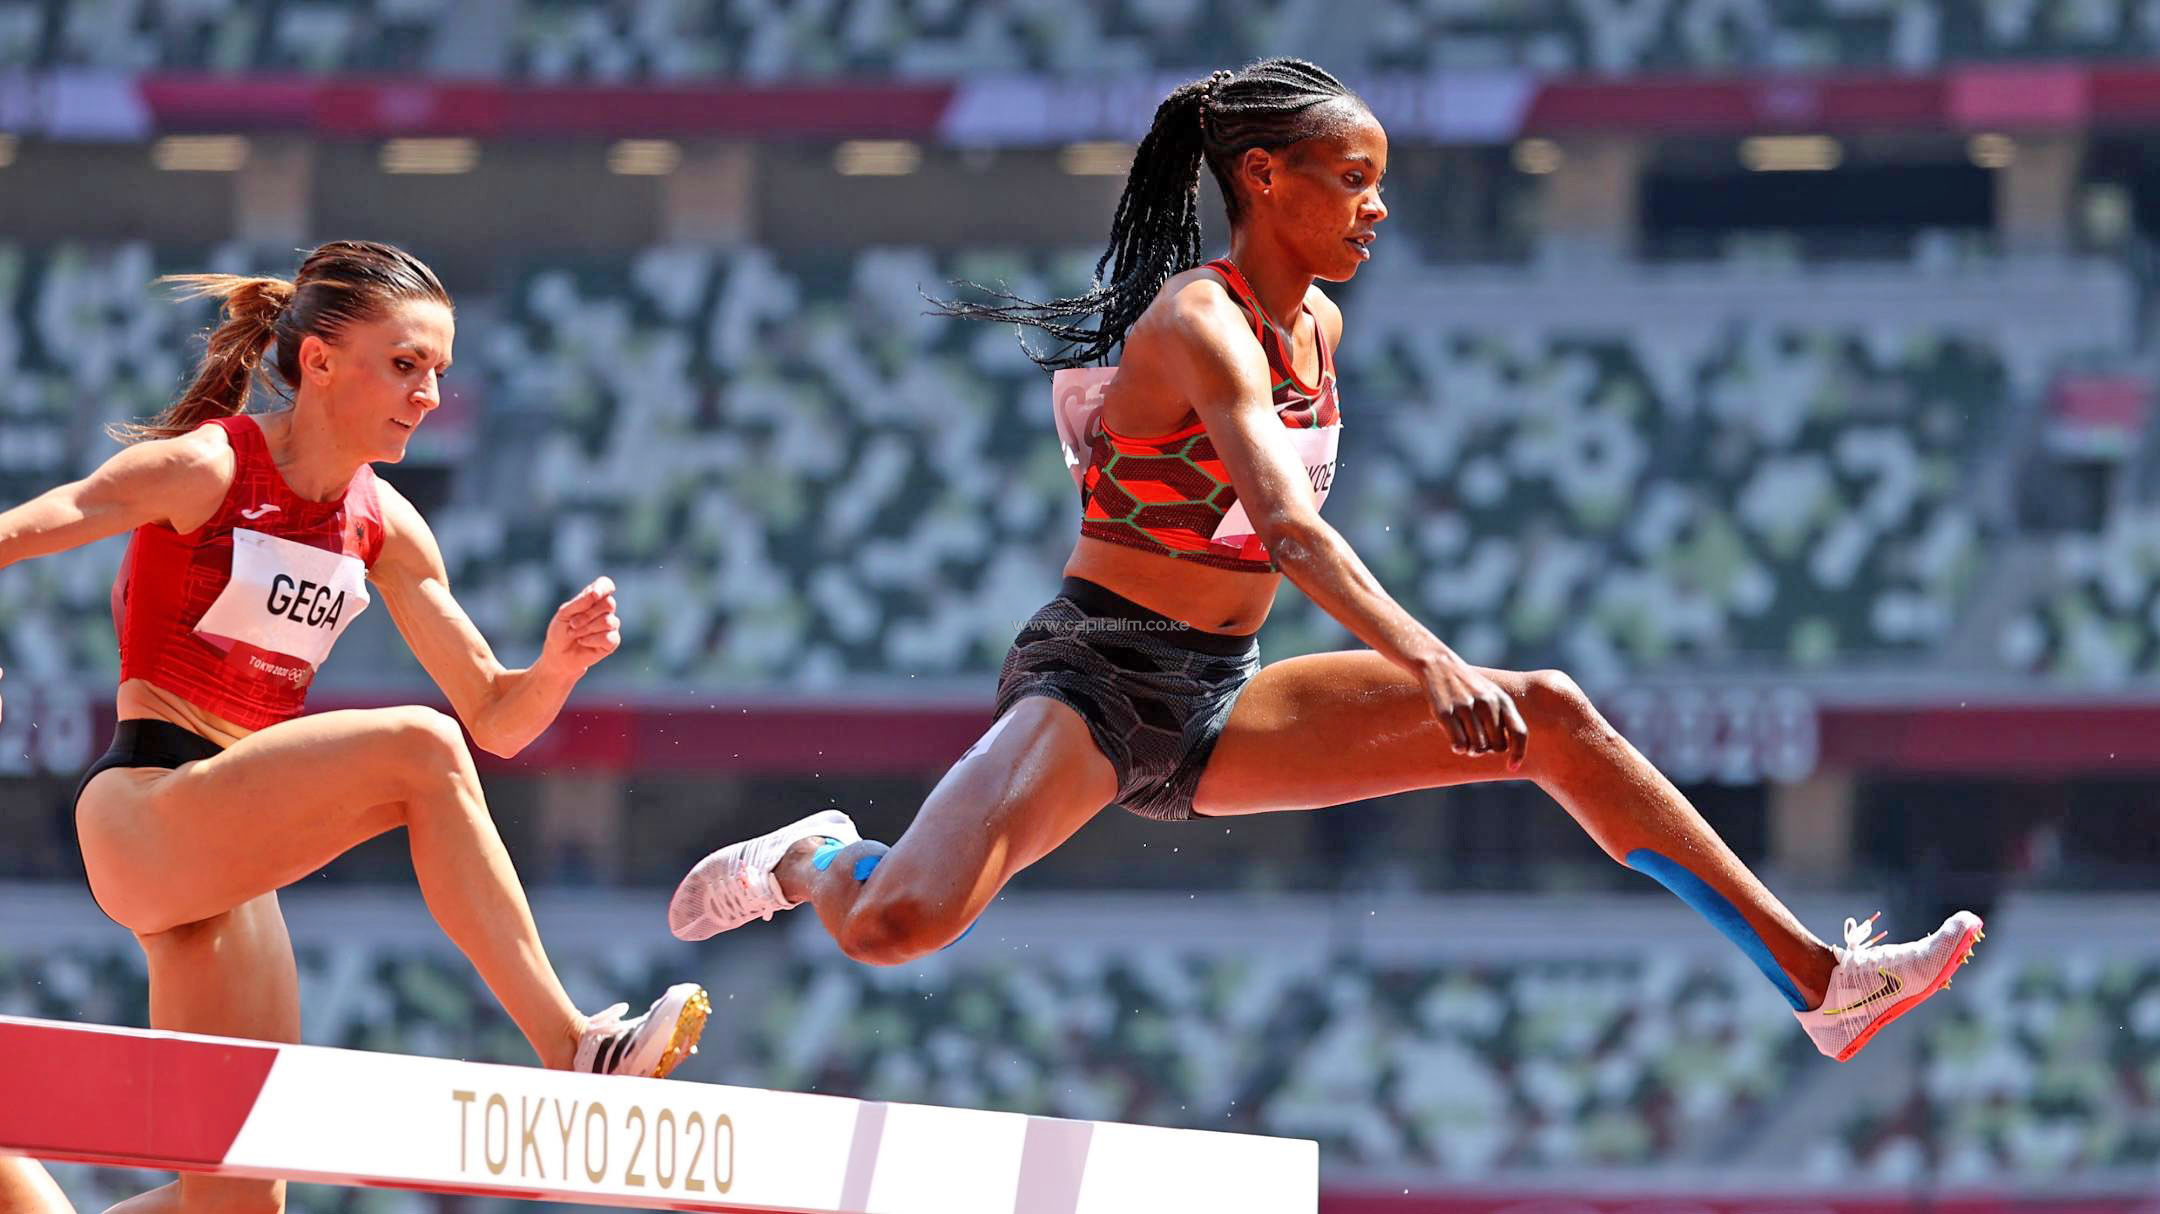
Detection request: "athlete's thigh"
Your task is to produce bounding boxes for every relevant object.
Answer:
[1193,650,1529,816]
[875,696,1118,919]
[77,707,453,933]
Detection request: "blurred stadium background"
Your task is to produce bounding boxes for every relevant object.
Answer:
[4,1,2160,1211]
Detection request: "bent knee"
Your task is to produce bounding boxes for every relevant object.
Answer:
[834,894,962,967]
[1520,668,1617,740]
[96,889,186,937]
[386,704,466,752]
[1522,668,1588,716]
[382,705,473,779]
[122,901,246,952]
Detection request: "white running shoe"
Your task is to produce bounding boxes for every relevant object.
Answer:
[1796,910,1983,1062]
[575,983,710,1079]
[668,808,861,942]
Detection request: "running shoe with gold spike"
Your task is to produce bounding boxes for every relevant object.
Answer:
[575,983,710,1079]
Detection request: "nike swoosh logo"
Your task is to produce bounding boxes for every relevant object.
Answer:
[240,504,282,520]
[1820,968,1903,1016]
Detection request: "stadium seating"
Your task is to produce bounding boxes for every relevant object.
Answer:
[0,0,446,73]
[3,239,2145,690]
[2001,506,2160,684]
[8,0,2160,77]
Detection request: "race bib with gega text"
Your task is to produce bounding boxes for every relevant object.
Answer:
[193,529,370,671]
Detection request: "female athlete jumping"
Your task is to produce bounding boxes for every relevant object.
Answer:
[671,60,1979,1062]
[0,241,707,1214]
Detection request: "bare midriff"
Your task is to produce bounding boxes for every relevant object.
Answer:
[1063,536,1279,636]
[115,678,255,748]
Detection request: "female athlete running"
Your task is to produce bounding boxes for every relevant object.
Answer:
[671,61,1979,1062]
[0,241,706,1214]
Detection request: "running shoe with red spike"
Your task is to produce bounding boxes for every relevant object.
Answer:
[1796,910,1984,1062]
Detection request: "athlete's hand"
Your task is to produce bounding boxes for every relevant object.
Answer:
[1416,651,1528,770]
[544,577,621,673]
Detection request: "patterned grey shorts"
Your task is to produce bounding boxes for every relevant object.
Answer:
[994,577,1260,822]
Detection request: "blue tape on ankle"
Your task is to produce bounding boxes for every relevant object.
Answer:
[1625,848,1808,1011]
[810,838,847,872]
[852,853,882,883]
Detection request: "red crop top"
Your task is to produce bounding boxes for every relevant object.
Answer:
[113,414,384,731]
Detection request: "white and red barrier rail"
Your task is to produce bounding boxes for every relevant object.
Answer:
[0,1016,1316,1213]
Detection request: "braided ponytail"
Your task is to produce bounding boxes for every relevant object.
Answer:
[932,58,1365,370]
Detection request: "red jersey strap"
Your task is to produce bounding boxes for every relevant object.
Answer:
[1201,258,1333,402]
[187,414,267,538]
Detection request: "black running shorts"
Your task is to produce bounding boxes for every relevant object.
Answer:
[995,577,1259,822]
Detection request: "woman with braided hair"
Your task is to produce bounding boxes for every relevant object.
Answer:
[0,241,708,1214]
[672,60,1980,1062]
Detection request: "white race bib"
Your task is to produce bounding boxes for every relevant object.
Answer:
[1051,366,1115,491]
[194,529,370,671]
[1050,366,1341,551]
[1211,423,1339,547]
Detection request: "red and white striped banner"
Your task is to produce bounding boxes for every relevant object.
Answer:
[0,1016,1316,1213]
[20,63,2160,145]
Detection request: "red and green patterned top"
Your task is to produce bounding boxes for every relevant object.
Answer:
[1052,258,1343,574]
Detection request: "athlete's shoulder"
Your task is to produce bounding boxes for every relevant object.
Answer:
[372,475,423,537]
[110,419,237,490]
[158,417,238,463]
[368,475,442,575]
[1153,267,1257,344]
[1123,269,1271,401]
[84,421,237,535]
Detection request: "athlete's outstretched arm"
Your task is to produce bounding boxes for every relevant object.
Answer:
[1163,279,1527,763]
[0,428,233,723]
[0,427,231,571]
[372,481,619,758]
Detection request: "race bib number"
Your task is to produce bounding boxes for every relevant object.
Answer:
[194,528,370,670]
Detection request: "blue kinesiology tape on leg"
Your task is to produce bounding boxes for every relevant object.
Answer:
[838,850,975,950]
[1626,848,1808,1010]
[810,838,848,872]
